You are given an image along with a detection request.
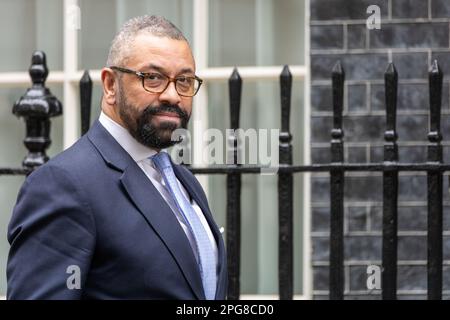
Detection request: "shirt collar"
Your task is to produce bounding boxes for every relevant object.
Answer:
[98,111,158,162]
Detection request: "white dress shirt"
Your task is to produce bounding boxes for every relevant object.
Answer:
[98,111,218,272]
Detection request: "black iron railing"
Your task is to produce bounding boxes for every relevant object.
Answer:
[1,51,447,300]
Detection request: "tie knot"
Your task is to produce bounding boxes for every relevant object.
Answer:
[151,152,172,171]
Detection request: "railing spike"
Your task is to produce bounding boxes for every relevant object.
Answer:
[230,67,242,82]
[12,51,62,169]
[430,59,441,74]
[281,64,291,77]
[80,70,93,136]
[331,60,344,148]
[427,59,444,300]
[385,62,397,77]
[332,60,344,76]
[384,62,398,145]
[280,65,292,134]
[228,67,242,131]
[382,61,399,300]
[226,66,242,300]
[329,60,345,300]
[278,64,293,300]
[428,60,443,141]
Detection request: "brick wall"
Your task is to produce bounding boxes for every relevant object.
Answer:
[310,0,450,299]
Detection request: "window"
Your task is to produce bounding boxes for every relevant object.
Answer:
[0,0,310,299]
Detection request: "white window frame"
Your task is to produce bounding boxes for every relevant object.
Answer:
[0,0,312,300]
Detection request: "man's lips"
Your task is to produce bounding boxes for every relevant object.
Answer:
[154,112,180,119]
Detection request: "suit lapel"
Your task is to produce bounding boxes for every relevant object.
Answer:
[173,164,228,299]
[120,163,205,300]
[87,121,205,299]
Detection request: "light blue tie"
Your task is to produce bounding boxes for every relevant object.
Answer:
[151,152,217,300]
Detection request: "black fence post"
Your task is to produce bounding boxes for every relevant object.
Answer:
[329,61,345,300]
[427,60,443,300]
[382,62,399,300]
[278,65,293,300]
[227,67,242,300]
[12,51,62,170]
[80,70,92,136]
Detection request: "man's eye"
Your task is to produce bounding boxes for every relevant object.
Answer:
[178,77,195,85]
[147,74,164,81]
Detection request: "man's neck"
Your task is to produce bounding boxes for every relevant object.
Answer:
[101,105,127,128]
[98,111,159,161]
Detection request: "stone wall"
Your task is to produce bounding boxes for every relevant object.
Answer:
[310,0,450,299]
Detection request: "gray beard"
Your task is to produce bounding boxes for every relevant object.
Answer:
[118,103,189,150]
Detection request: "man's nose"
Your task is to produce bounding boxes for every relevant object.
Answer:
[158,81,181,105]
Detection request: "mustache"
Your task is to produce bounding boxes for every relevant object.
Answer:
[142,104,189,121]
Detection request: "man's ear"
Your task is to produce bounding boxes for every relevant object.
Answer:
[101,68,117,105]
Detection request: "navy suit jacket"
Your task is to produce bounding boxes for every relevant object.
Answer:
[7,120,227,300]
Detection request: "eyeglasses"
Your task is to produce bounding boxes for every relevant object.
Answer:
[110,66,203,97]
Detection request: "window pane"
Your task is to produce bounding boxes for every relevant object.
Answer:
[0,84,63,296]
[0,0,63,72]
[207,79,305,294]
[79,0,193,70]
[209,0,306,67]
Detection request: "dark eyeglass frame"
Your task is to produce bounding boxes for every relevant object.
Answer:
[109,66,203,97]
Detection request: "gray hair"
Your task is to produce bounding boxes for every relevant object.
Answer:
[106,15,188,67]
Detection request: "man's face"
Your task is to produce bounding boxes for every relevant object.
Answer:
[115,33,195,149]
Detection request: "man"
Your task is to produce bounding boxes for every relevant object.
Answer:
[7,15,227,300]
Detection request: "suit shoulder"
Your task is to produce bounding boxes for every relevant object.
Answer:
[50,135,98,167]
[28,135,99,179]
